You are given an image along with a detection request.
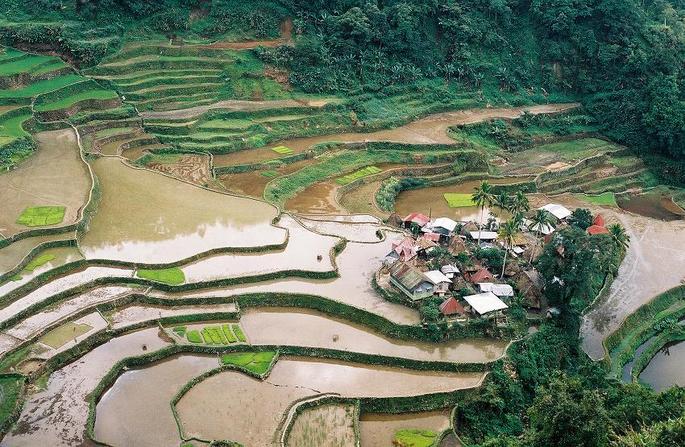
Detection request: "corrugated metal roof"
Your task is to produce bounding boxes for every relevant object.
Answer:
[390,262,428,290]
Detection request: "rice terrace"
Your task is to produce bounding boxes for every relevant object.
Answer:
[0,1,684,447]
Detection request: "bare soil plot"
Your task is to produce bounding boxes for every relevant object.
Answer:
[145,153,212,185]
[0,129,91,237]
[287,403,357,447]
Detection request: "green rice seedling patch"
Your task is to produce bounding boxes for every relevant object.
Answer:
[135,267,185,285]
[201,326,226,344]
[31,60,67,76]
[39,322,93,349]
[0,74,83,98]
[172,326,187,337]
[186,330,203,344]
[220,351,276,375]
[10,252,57,281]
[443,193,476,208]
[271,145,293,155]
[232,324,247,342]
[34,89,119,112]
[0,54,53,76]
[222,324,237,343]
[575,192,618,207]
[0,113,31,138]
[0,375,23,428]
[260,170,279,178]
[335,166,382,185]
[393,429,438,447]
[16,206,66,227]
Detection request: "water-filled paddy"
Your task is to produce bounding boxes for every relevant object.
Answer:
[0,245,81,293]
[177,356,483,446]
[240,308,508,363]
[0,129,91,237]
[617,192,685,221]
[80,157,286,263]
[287,403,357,447]
[359,410,451,447]
[638,340,685,391]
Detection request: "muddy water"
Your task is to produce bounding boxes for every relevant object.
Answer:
[295,217,385,243]
[219,158,314,198]
[95,354,218,447]
[287,403,357,447]
[37,312,107,351]
[3,286,130,346]
[80,157,286,263]
[4,328,169,446]
[285,181,345,214]
[0,129,91,237]
[394,178,532,222]
[241,308,508,363]
[359,410,451,447]
[177,357,483,446]
[0,241,79,284]
[638,340,685,391]
[0,267,133,327]
[299,214,381,224]
[213,104,578,167]
[108,303,237,329]
[617,193,685,221]
[181,214,337,282]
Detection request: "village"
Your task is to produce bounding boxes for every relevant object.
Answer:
[376,185,612,326]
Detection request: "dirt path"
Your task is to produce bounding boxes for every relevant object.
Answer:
[140,98,334,121]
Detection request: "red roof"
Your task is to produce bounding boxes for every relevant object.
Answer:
[587,225,610,235]
[593,214,605,227]
[439,297,465,316]
[469,268,494,283]
[423,232,441,242]
[403,212,430,227]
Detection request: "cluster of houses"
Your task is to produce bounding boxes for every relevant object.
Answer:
[380,203,586,321]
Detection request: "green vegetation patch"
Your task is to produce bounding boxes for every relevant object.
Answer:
[186,330,203,343]
[10,252,57,281]
[443,193,476,208]
[172,326,187,337]
[232,324,247,342]
[34,89,119,112]
[220,351,277,375]
[0,375,23,429]
[271,145,294,155]
[201,326,228,344]
[393,429,438,447]
[222,324,237,343]
[0,74,83,98]
[136,267,185,285]
[16,206,66,227]
[39,322,93,349]
[336,165,382,185]
[260,170,279,178]
[575,192,618,207]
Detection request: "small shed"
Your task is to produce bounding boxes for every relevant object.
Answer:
[448,236,467,255]
[463,292,509,316]
[439,296,465,317]
[424,270,452,295]
[387,236,417,263]
[593,214,605,227]
[478,282,514,298]
[587,225,609,235]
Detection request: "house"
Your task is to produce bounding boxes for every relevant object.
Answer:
[516,269,544,308]
[386,236,417,264]
[468,267,494,283]
[463,292,509,316]
[469,231,498,241]
[424,270,452,295]
[389,262,434,301]
[448,236,467,255]
[461,221,479,236]
[431,217,458,238]
[540,204,572,221]
[402,212,430,229]
[439,296,466,317]
[478,282,514,298]
[416,235,439,257]
[587,225,609,235]
[593,214,605,226]
[440,264,460,279]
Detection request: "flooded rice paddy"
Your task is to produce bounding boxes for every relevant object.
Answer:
[638,340,685,391]
[0,245,82,296]
[241,308,508,363]
[359,410,451,447]
[287,403,357,447]
[617,192,685,221]
[0,129,91,238]
[80,157,286,263]
[177,356,483,446]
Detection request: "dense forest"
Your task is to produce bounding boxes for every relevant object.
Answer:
[1,1,684,445]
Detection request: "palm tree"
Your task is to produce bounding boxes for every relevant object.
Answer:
[498,220,519,278]
[494,192,511,214]
[510,191,530,216]
[528,209,554,264]
[472,181,495,246]
[608,223,630,251]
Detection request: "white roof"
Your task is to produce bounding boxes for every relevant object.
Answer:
[441,264,460,274]
[433,217,458,232]
[540,204,572,220]
[478,282,515,297]
[529,222,555,235]
[423,270,452,285]
[463,292,509,315]
[470,231,498,240]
